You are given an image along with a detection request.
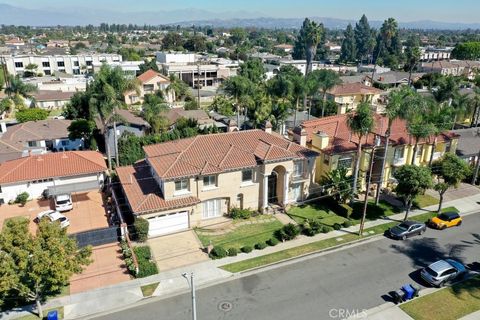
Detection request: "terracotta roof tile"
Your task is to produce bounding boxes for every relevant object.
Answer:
[137,69,170,84]
[327,82,384,96]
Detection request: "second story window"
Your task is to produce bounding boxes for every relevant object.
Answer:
[293,161,304,177]
[203,175,216,188]
[175,179,189,192]
[394,147,405,160]
[242,169,253,183]
[14,62,23,68]
[337,156,353,170]
[42,61,50,67]
[57,61,65,67]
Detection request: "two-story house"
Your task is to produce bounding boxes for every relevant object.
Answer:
[326,82,385,114]
[117,128,318,238]
[293,114,458,190]
[124,69,174,105]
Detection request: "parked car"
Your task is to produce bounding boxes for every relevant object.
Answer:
[427,211,462,229]
[54,194,73,212]
[387,221,426,240]
[420,259,466,287]
[35,210,70,229]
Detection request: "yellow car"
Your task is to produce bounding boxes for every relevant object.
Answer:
[428,211,462,229]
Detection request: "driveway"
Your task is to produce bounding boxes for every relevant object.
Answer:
[148,231,208,271]
[0,190,109,234]
[70,243,131,294]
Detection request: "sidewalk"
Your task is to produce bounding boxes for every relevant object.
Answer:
[3,194,480,320]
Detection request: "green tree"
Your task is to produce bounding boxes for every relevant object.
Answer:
[5,75,37,98]
[63,91,91,120]
[230,28,247,45]
[451,41,480,60]
[238,59,265,84]
[23,63,38,78]
[222,75,255,127]
[142,93,170,133]
[299,18,324,75]
[354,14,375,63]
[0,218,92,318]
[340,24,356,63]
[16,108,48,123]
[432,153,471,213]
[167,74,191,102]
[67,119,96,148]
[373,18,400,70]
[314,69,342,117]
[321,167,353,204]
[161,32,184,50]
[346,102,375,196]
[209,95,235,116]
[394,165,433,220]
[404,34,422,86]
[138,59,159,74]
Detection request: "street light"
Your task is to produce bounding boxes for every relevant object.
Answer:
[182,272,197,320]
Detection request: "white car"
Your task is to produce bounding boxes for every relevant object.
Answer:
[54,194,73,212]
[35,210,70,229]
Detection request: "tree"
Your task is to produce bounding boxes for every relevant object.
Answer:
[23,63,38,78]
[16,108,49,123]
[339,24,356,63]
[5,75,37,98]
[161,32,184,50]
[238,59,265,84]
[167,74,191,102]
[222,75,255,127]
[299,18,324,75]
[346,102,375,197]
[209,95,235,116]
[63,91,91,120]
[138,59,159,74]
[314,70,342,117]
[142,93,170,133]
[404,35,422,86]
[0,218,92,318]
[470,87,480,127]
[451,41,480,60]
[372,18,400,71]
[394,165,433,220]
[67,119,95,148]
[432,153,471,213]
[354,14,375,63]
[321,167,353,204]
[183,34,207,52]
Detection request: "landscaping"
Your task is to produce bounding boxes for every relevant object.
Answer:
[400,276,480,320]
[134,246,158,278]
[16,307,64,320]
[413,193,439,209]
[287,203,348,225]
[140,282,159,297]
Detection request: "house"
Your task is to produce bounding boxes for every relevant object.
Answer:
[46,40,69,48]
[161,108,217,130]
[274,44,294,53]
[293,114,459,190]
[0,119,84,163]
[326,82,385,114]
[23,75,87,92]
[124,69,174,105]
[453,127,480,165]
[421,60,480,80]
[117,129,318,237]
[365,71,425,88]
[0,151,107,204]
[31,90,76,109]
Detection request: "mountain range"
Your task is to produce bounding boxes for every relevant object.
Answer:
[0,3,479,30]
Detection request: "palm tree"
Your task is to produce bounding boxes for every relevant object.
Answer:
[222,75,254,129]
[451,92,473,129]
[347,102,375,198]
[4,75,37,98]
[321,167,353,204]
[291,74,306,128]
[470,87,480,127]
[314,70,342,117]
[426,100,455,166]
[371,18,398,81]
[300,18,324,76]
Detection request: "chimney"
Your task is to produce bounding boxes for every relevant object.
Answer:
[227,119,238,132]
[311,131,329,150]
[263,120,272,134]
[292,126,307,147]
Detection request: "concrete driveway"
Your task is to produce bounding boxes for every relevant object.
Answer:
[148,231,208,271]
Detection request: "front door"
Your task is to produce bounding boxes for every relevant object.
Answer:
[268,172,278,204]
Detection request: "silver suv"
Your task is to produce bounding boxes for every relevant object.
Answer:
[420,259,466,287]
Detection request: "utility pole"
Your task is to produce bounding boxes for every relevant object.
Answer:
[196,64,201,109]
[182,272,197,320]
[375,132,388,205]
[472,150,480,186]
[360,137,377,236]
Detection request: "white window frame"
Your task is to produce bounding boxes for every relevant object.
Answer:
[394,146,405,160]
[203,175,217,189]
[202,199,222,219]
[293,161,304,178]
[292,183,303,202]
[174,179,189,192]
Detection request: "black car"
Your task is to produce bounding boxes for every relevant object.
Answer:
[387,221,426,240]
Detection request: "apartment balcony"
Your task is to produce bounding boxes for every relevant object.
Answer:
[393,157,405,166]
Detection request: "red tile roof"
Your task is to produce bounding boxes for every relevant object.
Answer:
[327,82,384,96]
[143,130,317,180]
[116,161,200,214]
[0,151,107,184]
[137,69,170,84]
[300,114,458,154]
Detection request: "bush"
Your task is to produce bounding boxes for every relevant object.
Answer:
[333,223,342,230]
[254,242,267,250]
[310,220,322,234]
[209,246,227,259]
[133,217,149,242]
[227,247,238,256]
[14,192,29,206]
[321,226,333,233]
[229,207,253,220]
[133,246,158,278]
[342,220,352,228]
[266,238,279,246]
[241,246,253,253]
[16,108,49,123]
[303,227,316,237]
[282,223,300,240]
[323,197,353,218]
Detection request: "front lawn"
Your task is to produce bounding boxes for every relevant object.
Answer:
[413,194,439,209]
[400,276,480,320]
[287,203,348,226]
[16,307,64,320]
[195,215,283,250]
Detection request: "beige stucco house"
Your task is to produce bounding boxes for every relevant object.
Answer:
[326,82,385,114]
[117,128,318,238]
[124,69,174,105]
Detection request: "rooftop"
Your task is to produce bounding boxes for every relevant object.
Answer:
[327,82,384,96]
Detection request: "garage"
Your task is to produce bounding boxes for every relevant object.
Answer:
[147,211,189,237]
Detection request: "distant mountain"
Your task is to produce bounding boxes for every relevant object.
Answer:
[0,3,479,30]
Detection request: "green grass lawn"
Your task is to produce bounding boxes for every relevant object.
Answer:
[196,215,283,250]
[400,276,480,320]
[287,203,348,226]
[220,207,457,273]
[140,282,159,297]
[16,306,64,320]
[413,194,439,209]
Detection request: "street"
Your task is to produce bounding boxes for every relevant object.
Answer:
[93,213,480,320]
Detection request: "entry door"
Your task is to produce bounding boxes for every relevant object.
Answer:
[268,172,278,204]
[202,199,222,219]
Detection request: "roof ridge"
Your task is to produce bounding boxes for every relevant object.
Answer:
[162,137,198,177]
[0,139,22,152]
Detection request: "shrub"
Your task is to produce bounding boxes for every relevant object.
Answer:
[333,223,342,231]
[14,192,29,206]
[303,227,316,237]
[133,217,149,242]
[133,246,152,260]
[227,247,238,256]
[229,207,253,220]
[254,242,267,250]
[323,197,353,218]
[342,220,352,228]
[209,246,227,259]
[133,246,158,278]
[282,223,300,241]
[241,246,253,253]
[310,220,322,234]
[321,226,333,233]
[266,238,279,246]
[274,228,288,241]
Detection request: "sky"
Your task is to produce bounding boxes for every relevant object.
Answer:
[2,0,479,23]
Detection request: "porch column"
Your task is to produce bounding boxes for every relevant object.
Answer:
[263,174,269,210]
[283,170,290,205]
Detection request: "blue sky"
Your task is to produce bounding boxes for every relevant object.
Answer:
[3,0,479,23]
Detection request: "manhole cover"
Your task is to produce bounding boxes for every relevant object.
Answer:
[218,301,233,312]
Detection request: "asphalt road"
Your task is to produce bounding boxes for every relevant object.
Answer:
[94,214,480,320]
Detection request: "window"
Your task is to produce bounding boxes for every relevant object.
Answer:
[42,61,50,67]
[86,61,93,66]
[203,175,216,188]
[394,147,405,159]
[242,169,253,183]
[337,156,353,169]
[73,69,80,75]
[73,61,79,67]
[143,84,154,92]
[445,142,451,153]
[14,62,23,68]
[61,140,69,146]
[57,61,65,67]
[27,141,38,147]
[174,179,189,192]
[292,183,302,202]
[293,161,304,177]
[416,145,424,158]
[202,199,222,219]
[323,154,330,165]
[44,70,51,75]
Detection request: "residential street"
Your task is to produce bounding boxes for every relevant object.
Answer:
[93,213,480,320]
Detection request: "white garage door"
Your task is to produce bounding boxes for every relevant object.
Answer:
[147,211,189,237]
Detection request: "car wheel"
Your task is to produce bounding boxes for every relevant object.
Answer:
[420,229,425,235]
[441,225,447,230]
[402,235,407,240]
[439,281,445,287]
[457,221,462,226]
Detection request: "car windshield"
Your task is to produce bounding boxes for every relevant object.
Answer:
[438,214,450,221]
[396,223,409,231]
[57,200,70,205]
[425,267,438,277]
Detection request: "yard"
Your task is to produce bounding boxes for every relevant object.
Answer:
[195,215,283,251]
[413,193,440,209]
[400,276,480,320]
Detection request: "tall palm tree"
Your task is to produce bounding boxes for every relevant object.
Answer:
[451,92,473,129]
[371,18,398,81]
[222,75,254,129]
[291,74,306,128]
[4,75,37,98]
[347,102,375,198]
[300,18,324,76]
[314,70,342,117]
[470,87,480,127]
[426,100,455,166]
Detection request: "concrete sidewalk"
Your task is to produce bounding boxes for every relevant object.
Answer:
[3,194,480,320]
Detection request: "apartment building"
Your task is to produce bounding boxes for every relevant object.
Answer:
[325,82,385,114]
